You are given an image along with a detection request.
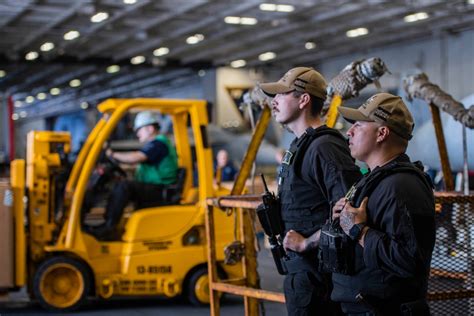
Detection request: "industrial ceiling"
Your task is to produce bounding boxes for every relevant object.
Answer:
[1,0,474,118]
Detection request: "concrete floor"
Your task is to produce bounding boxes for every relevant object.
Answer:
[0,238,287,316]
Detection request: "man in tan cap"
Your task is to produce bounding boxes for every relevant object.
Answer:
[259,67,361,315]
[330,93,435,315]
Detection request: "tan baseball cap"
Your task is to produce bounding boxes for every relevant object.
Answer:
[259,67,327,99]
[338,93,414,140]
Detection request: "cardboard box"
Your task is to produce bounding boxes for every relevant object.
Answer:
[0,179,14,288]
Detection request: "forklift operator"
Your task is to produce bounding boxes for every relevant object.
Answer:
[88,111,178,239]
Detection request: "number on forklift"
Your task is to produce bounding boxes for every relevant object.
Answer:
[136,265,172,274]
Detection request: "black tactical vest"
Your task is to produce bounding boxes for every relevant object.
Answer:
[346,159,433,208]
[278,126,346,237]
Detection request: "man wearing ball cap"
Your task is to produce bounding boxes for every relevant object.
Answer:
[331,93,435,314]
[259,67,361,315]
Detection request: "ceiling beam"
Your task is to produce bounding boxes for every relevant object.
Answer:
[81,1,208,59]
[11,1,89,53]
[112,0,261,61]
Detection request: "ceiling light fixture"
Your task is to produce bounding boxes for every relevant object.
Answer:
[19,111,27,118]
[14,101,23,108]
[11,113,19,121]
[305,41,316,50]
[64,30,80,40]
[36,92,47,100]
[40,42,55,52]
[91,12,109,23]
[80,102,89,109]
[153,47,170,56]
[346,27,369,38]
[50,88,61,95]
[186,34,205,45]
[404,12,429,23]
[106,65,120,73]
[0,70,6,77]
[25,96,35,103]
[69,79,81,87]
[469,0,474,4]
[260,3,294,12]
[123,0,137,4]
[224,16,241,24]
[25,51,39,60]
[230,59,246,68]
[130,55,146,64]
[258,51,276,61]
[240,17,258,25]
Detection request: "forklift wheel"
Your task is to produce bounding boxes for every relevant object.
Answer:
[187,267,212,306]
[33,256,91,312]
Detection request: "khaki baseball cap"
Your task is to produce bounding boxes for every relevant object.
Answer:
[338,93,414,140]
[259,67,327,99]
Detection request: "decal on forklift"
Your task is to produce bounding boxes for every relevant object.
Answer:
[142,240,172,250]
[136,265,172,274]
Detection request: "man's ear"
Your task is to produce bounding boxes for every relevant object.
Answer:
[298,93,311,110]
[376,125,390,143]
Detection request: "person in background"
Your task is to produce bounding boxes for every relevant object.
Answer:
[215,149,237,182]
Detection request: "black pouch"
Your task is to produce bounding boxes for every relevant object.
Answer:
[318,221,355,275]
[400,299,430,316]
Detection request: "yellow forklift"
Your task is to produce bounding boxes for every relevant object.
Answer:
[2,98,243,311]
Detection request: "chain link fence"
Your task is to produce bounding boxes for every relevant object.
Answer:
[429,192,474,315]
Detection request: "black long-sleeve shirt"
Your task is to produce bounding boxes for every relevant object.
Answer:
[331,154,436,314]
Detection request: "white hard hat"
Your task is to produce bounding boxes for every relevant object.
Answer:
[133,111,160,132]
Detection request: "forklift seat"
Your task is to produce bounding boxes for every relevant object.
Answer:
[162,167,186,205]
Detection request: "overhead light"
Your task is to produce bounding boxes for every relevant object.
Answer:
[186,34,204,45]
[0,70,6,77]
[153,47,169,57]
[346,27,369,38]
[258,51,276,61]
[130,55,146,64]
[469,0,474,4]
[69,79,81,87]
[64,30,80,40]
[260,3,276,11]
[260,3,294,12]
[14,101,23,108]
[305,41,316,50]
[198,70,206,77]
[230,59,246,68]
[123,0,137,4]
[106,65,120,73]
[224,16,258,25]
[91,12,109,23]
[224,16,241,24]
[25,96,35,103]
[19,111,27,118]
[240,17,258,25]
[80,101,89,109]
[40,42,55,52]
[11,113,19,121]
[50,87,61,95]
[404,12,429,23]
[25,51,39,61]
[37,92,47,100]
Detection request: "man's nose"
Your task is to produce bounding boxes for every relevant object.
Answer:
[346,126,354,137]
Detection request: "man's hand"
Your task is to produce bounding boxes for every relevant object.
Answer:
[283,230,307,253]
[333,197,368,236]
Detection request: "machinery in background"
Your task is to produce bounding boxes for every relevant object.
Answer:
[1,98,244,311]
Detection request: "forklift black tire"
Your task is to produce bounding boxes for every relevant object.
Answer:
[186,266,225,306]
[33,256,91,312]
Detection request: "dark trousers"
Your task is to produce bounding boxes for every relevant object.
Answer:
[104,180,165,228]
[284,270,341,316]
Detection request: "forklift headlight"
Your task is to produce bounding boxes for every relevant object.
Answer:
[182,225,205,246]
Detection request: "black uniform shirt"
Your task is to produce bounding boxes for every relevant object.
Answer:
[332,154,436,313]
